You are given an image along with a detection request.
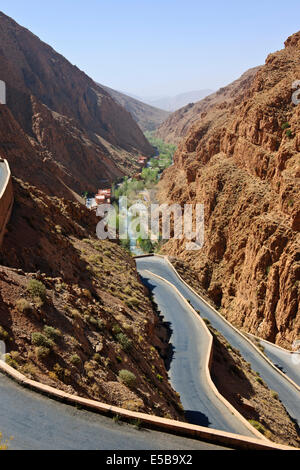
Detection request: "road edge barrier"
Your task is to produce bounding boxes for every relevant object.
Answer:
[0,359,295,450]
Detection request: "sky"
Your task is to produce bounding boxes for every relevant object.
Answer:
[1,0,299,97]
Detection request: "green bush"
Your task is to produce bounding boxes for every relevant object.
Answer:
[116,333,132,351]
[125,297,140,308]
[27,280,47,301]
[118,369,136,388]
[4,353,18,369]
[31,332,53,348]
[35,346,51,360]
[93,353,101,363]
[70,354,81,367]
[248,420,267,435]
[0,326,9,341]
[44,326,62,342]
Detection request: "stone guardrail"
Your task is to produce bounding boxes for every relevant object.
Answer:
[0,360,294,450]
[0,159,13,247]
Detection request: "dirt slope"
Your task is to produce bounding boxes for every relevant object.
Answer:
[0,179,183,419]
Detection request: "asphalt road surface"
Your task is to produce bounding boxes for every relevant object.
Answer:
[259,339,300,388]
[135,256,300,428]
[0,373,230,450]
[138,271,255,437]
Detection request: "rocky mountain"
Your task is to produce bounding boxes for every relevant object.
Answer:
[158,32,300,348]
[100,84,170,132]
[0,11,154,200]
[0,178,183,417]
[146,89,214,112]
[156,69,260,144]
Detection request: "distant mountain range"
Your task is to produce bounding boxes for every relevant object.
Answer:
[142,89,214,112]
[99,84,170,132]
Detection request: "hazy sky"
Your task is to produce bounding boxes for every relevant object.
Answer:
[1,0,299,97]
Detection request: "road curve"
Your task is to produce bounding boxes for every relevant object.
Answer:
[135,256,300,428]
[258,339,300,388]
[138,270,255,437]
[0,373,229,450]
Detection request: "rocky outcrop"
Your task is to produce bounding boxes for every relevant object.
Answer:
[158,32,300,348]
[0,11,154,199]
[156,67,260,144]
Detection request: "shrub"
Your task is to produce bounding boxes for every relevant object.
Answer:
[70,354,81,367]
[116,333,132,351]
[35,346,51,360]
[125,297,140,308]
[0,326,9,341]
[112,324,122,335]
[4,354,18,370]
[271,390,279,400]
[93,353,101,363]
[286,129,293,138]
[248,420,267,435]
[156,374,163,382]
[281,122,291,130]
[118,369,136,388]
[31,332,53,349]
[27,280,46,301]
[43,326,62,342]
[15,299,32,313]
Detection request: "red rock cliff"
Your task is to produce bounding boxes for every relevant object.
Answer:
[158,32,300,348]
[0,11,154,198]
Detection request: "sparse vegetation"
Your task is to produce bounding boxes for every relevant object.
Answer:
[0,326,9,341]
[31,332,53,349]
[118,369,137,388]
[248,419,269,436]
[116,332,132,351]
[15,298,32,313]
[43,326,62,342]
[27,280,47,301]
[35,346,51,360]
[70,354,81,367]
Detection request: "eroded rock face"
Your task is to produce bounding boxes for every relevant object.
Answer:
[0,12,154,198]
[158,32,300,348]
[155,67,261,144]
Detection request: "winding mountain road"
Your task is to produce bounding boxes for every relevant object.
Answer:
[138,271,255,437]
[135,256,300,429]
